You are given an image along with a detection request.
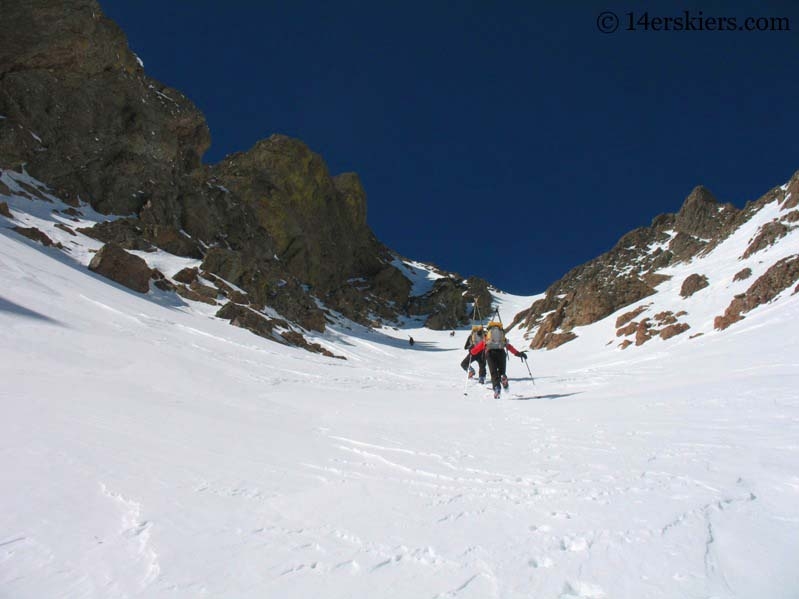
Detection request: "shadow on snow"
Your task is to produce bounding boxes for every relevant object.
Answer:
[0,294,64,325]
[506,392,582,401]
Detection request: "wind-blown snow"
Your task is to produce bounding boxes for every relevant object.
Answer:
[1,178,798,598]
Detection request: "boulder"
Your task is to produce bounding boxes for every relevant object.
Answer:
[173,267,199,285]
[680,274,709,298]
[660,323,690,340]
[88,243,153,293]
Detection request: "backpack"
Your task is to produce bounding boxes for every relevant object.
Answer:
[470,325,484,347]
[484,321,506,350]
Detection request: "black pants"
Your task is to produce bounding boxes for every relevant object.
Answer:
[460,352,486,377]
[485,349,507,388]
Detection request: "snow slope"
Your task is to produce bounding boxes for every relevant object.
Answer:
[2,177,799,598]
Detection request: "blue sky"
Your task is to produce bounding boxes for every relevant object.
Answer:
[102,1,799,295]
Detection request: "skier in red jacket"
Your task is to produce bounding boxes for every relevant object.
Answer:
[470,322,527,398]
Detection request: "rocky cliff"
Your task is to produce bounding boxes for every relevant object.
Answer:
[511,173,799,349]
[0,0,490,351]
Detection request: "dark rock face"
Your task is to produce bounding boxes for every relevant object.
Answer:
[465,277,493,318]
[680,274,709,298]
[407,276,494,330]
[408,278,466,330]
[0,0,209,216]
[210,136,382,293]
[88,243,153,293]
[0,201,11,218]
[733,268,752,282]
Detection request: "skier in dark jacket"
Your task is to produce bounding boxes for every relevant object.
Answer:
[461,327,487,384]
[469,322,527,398]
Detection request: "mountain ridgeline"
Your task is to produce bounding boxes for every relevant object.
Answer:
[0,0,492,354]
[1,1,797,355]
[510,175,799,349]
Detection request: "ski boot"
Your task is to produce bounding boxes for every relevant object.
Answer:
[468,367,475,379]
[493,385,502,399]
[478,376,485,384]
[500,374,509,390]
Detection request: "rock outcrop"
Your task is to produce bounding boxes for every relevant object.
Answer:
[714,255,799,330]
[210,136,383,293]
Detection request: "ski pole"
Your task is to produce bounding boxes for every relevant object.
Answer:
[462,353,472,396]
[522,356,535,385]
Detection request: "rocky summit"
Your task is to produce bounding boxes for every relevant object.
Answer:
[0,0,490,354]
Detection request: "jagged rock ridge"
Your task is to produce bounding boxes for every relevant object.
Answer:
[511,173,799,350]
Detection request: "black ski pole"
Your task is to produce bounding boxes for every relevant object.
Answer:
[522,355,535,385]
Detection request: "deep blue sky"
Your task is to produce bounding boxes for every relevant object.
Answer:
[102,1,798,295]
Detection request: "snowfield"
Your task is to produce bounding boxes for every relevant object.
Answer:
[1,179,799,598]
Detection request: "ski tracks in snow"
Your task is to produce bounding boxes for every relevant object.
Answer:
[285,403,785,599]
[297,431,619,598]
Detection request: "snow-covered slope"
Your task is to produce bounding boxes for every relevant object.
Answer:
[2,176,798,598]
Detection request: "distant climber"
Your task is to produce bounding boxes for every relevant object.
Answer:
[469,321,527,398]
[409,336,415,346]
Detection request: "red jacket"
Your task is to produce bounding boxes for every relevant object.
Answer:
[470,339,521,356]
